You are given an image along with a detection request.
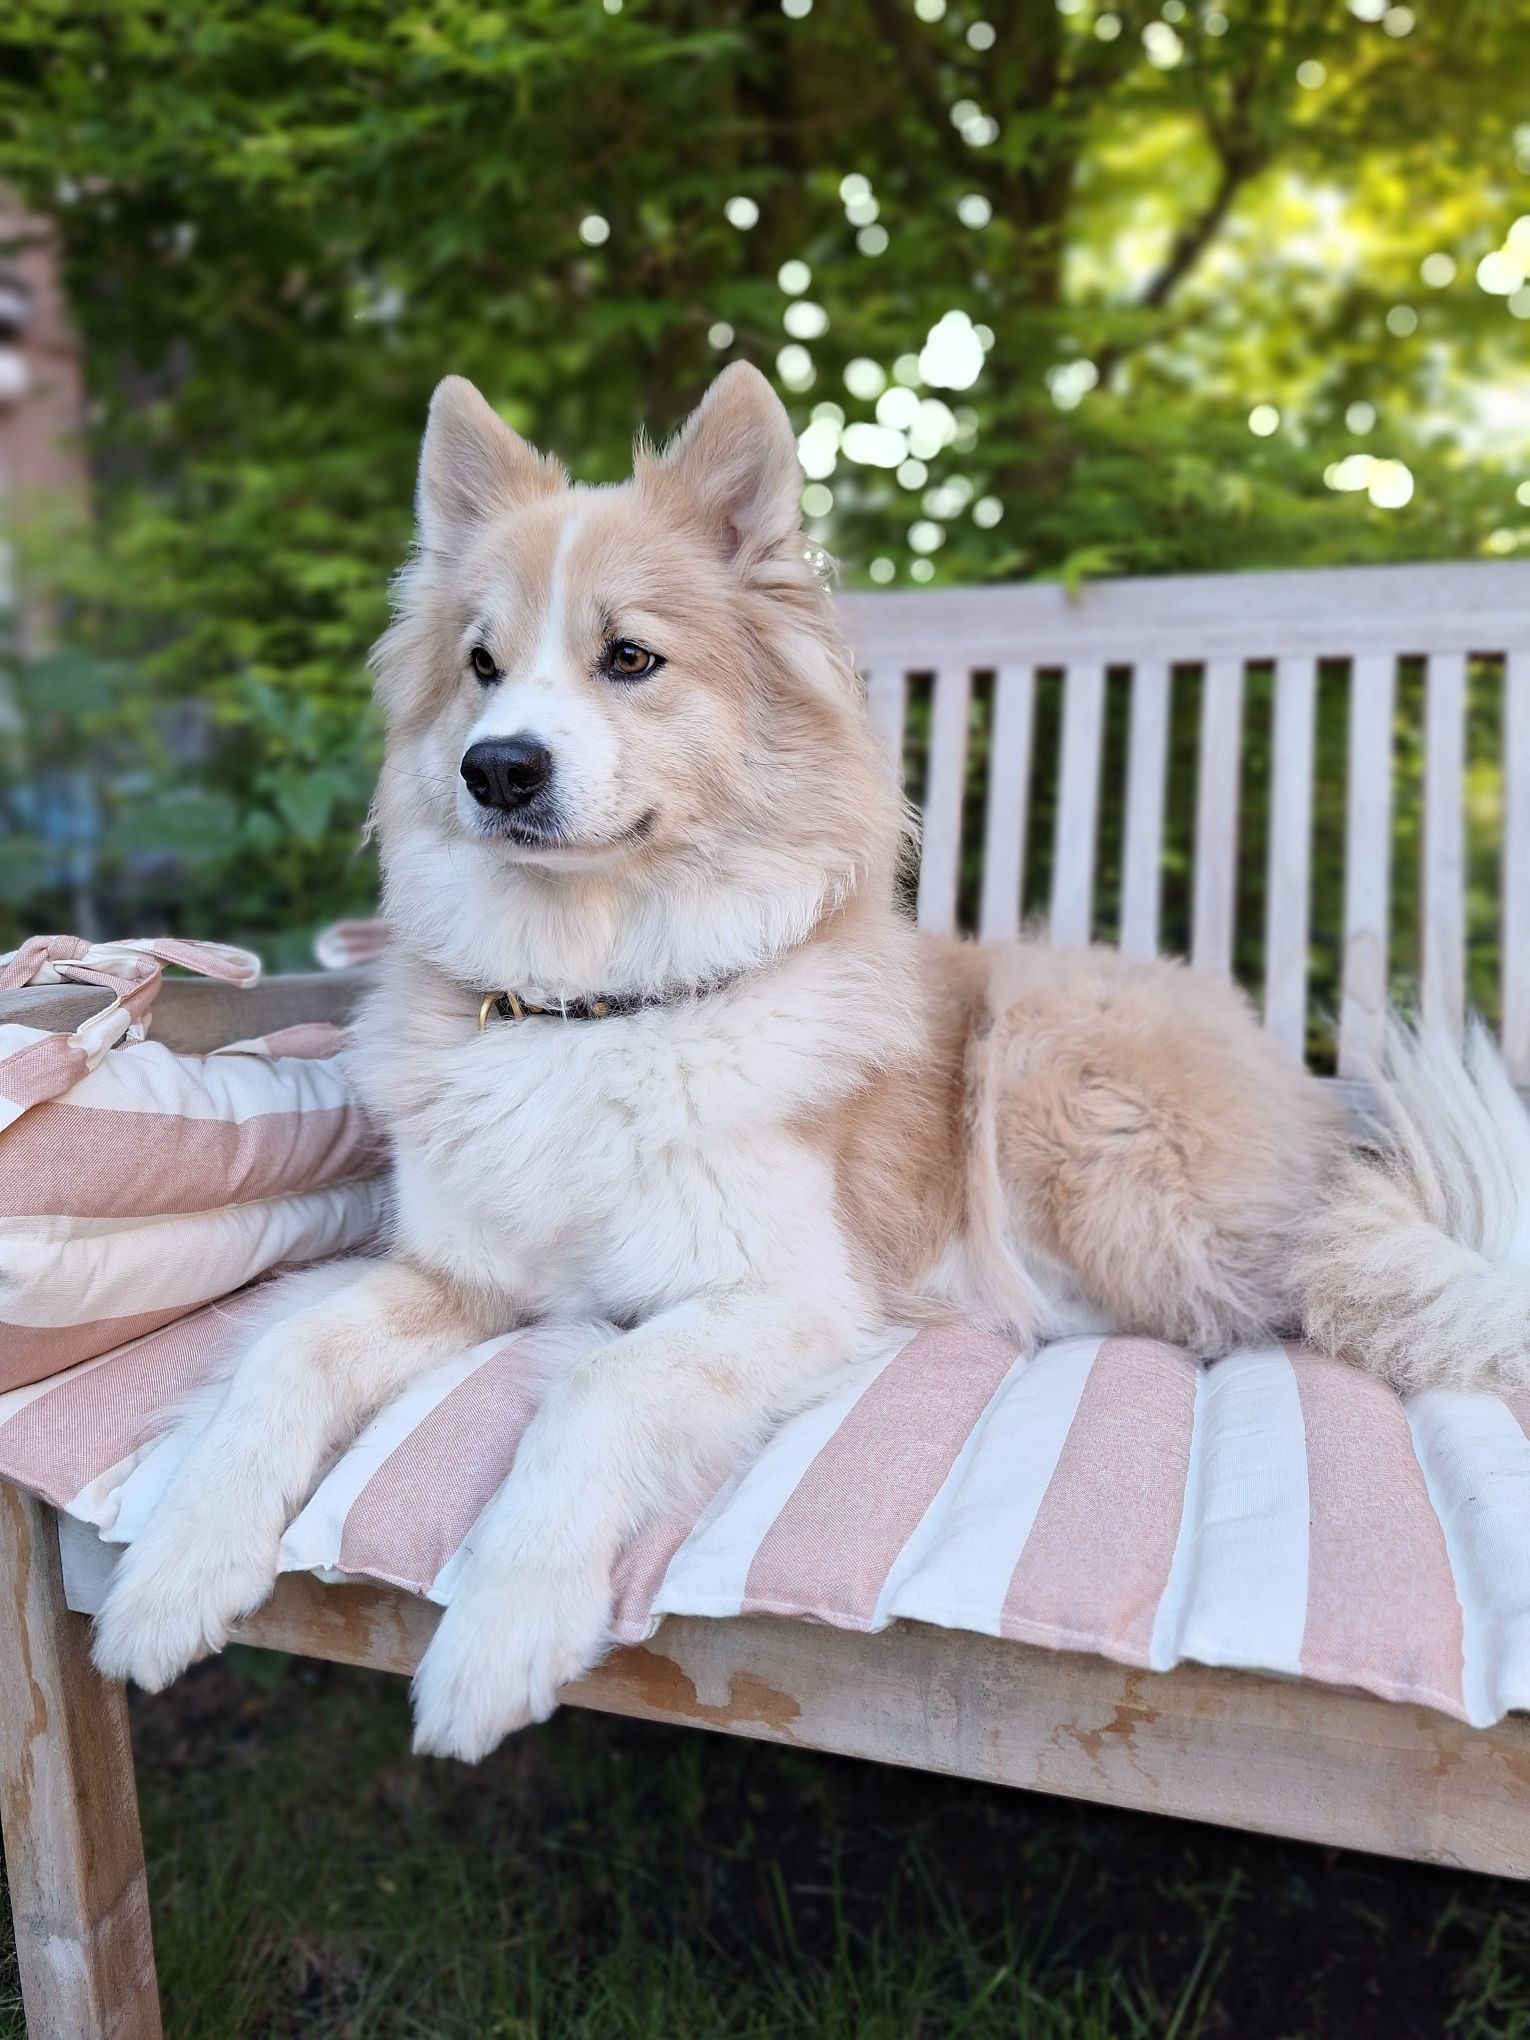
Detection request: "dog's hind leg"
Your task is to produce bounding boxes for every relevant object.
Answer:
[980,948,1347,1357]
[91,1259,504,1691]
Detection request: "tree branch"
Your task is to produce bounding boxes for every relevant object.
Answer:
[1140,146,1253,312]
[1093,33,1266,383]
[862,0,999,192]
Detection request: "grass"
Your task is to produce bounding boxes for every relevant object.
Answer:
[5,1649,1530,2037]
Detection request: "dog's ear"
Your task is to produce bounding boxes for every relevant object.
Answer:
[416,377,563,550]
[648,362,802,570]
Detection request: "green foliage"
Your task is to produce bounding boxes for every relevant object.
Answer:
[1,0,1527,953]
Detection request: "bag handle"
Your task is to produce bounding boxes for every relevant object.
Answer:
[0,936,262,1119]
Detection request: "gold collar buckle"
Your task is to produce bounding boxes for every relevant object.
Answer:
[477,989,527,1031]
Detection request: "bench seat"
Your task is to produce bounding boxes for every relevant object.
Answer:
[7,1284,1530,1733]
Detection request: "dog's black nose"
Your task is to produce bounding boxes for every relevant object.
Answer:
[461,737,554,812]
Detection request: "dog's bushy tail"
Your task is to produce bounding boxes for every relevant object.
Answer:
[1295,1019,1530,1393]
[1297,1015,1530,1395]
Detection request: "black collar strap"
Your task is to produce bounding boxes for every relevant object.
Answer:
[475,974,741,1030]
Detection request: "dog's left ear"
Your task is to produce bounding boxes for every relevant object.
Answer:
[647,363,802,571]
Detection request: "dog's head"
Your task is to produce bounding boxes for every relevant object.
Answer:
[373,365,905,995]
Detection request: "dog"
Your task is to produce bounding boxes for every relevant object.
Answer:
[93,362,1530,1759]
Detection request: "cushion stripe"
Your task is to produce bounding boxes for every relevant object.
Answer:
[738,1323,1020,1628]
[0,1032,87,1122]
[1290,1346,1466,1715]
[1149,1346,1311,1678]
[878,1335,1099,1636]
[610,1507,708,1641]
[245,1023,351,1061]
[0,1307,216,1394]
[647,1333,913,1622]
[0,1178,386,1331]
[9,1030,362,1125]
[999,1337,1200,1664]
[0,1100,382,1218]
[335,1342,542,1593]
[0,1301,242,1508]
[1406,1388,1530,1726]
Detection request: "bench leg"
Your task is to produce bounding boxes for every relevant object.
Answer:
[0,1484,161,2039]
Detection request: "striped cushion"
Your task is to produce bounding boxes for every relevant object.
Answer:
[5,1295,1529,1727]
[0,1023,386,1390]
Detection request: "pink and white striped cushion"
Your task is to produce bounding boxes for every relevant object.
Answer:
[0,1024,386,1389]
[4,1298,1529,1726]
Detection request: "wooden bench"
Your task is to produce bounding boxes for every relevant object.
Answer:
[5,557,1530,2038]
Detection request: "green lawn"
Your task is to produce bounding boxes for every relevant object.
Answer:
[3,1648,1529,2037]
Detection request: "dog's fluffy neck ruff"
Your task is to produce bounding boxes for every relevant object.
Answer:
[381,812,887,1012]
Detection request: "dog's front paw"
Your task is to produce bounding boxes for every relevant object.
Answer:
[410,1562,612,1763]
[92,1514,279,1692]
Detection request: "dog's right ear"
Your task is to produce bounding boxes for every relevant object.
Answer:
[416,377,564,551]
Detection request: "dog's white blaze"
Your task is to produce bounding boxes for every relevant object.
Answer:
[458,500,626,840]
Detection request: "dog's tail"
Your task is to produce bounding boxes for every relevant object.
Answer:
[1295,1018,1530,1393]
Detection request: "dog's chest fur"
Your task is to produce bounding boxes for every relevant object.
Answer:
[355,946,916,1326]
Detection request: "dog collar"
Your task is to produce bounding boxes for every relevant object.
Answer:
[475,975,741,1031]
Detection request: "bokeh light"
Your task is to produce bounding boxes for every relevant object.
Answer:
[843,357,886,400]
[776,343,814,390]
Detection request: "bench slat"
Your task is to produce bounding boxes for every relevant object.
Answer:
[866,666,907,775]
[1339,652,1398,1076]
[1422,650,1468,1041]
[1119,661,1171,960]
[840,561,1530,669]
[1191,659,1244,979]
[915,665,972,934]
[1050,661,1106,947]
[1263,655,1317,1057]
[1505,650,1530,1083]
[977,663,1036,945]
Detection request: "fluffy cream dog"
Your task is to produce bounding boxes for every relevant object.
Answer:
[93,364,1530,1758]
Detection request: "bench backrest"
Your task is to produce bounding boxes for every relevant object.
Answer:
[839,560,1530,1083]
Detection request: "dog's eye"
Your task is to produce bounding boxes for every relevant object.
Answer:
[469,646,499,683]
[608,640,660,680]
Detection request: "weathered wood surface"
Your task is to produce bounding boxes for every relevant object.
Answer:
[1504,648,1530,1084]
[1,1488,160,2040]
[56,1519,1530,1882]
[1338,652,1397,1078]
[1118,660,1171,961]
[1049,661,1106,948]
[1190,657,1245,981]
[1422,650,1467,1042]
[915,666,972,934]
[0,971,368,1052]
[976,663,1035,946]
[839,560,1530,667]
[1263,655,1317,1058]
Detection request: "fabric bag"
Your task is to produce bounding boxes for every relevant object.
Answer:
[0,934,386,1391]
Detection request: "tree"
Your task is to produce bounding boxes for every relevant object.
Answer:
[0,0,1526,956]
